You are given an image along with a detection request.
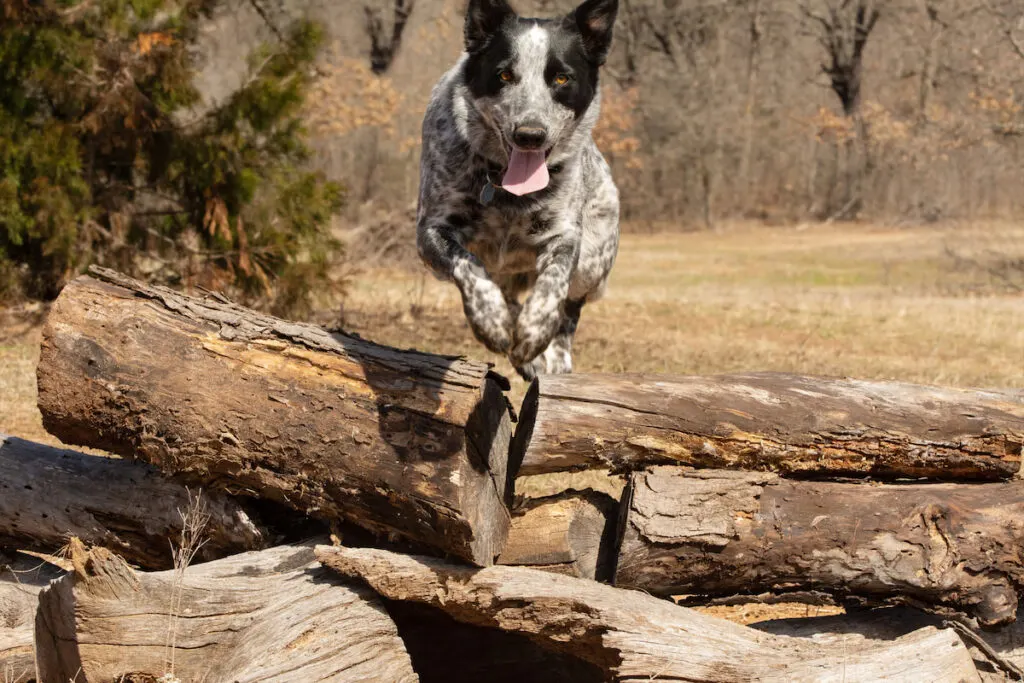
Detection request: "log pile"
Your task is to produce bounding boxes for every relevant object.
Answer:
[4,267,1024,681]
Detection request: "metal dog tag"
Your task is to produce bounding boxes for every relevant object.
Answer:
[479,181,496,205]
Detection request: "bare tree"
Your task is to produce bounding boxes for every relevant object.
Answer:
[365,0,416,74]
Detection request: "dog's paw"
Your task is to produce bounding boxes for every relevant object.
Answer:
[459,276,513,354]
[509,301,562,368]
[515,357,545,381]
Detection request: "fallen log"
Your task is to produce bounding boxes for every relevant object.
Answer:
[316,545,982,682]
[497,490,618,581]
[615,467,1024,627]
[38,267,513,566]
[35,539,418,682]
[0,434,264,569]
[513,372,1024,480]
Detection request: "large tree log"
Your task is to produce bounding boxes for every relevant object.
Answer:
[1,434,264,569]
[316,545,982,682]
[497,490,618,581]
[615,467,1024,627]
[513,373,1024,480]
[38,268,513,566]
[35,539,418,682]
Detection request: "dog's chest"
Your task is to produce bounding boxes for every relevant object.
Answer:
[465,210,540,275]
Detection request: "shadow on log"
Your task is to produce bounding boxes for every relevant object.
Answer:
[38,268,513,566]
[616,467,1024,627]
[386,601,605,683]
[316,545,982,682]
[1,434,265,569]
[514,373,1024,480]
[35,539,418,682]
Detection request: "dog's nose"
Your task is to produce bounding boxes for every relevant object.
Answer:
[512,125,548,150]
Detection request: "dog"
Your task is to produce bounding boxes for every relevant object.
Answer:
[416,0,620,380]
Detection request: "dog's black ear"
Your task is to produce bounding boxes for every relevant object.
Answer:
[567,0,618,65]
[464,0,516,53]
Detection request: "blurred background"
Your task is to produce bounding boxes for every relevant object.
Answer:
[3,0,1024,445]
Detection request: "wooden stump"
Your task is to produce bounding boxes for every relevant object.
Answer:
[316,545,982,682]
[1,434,264,569]
[513,373,1024,480]
[38,268,513,566]
[498,490,619,581]
[35,540,419,682]
[616,467,1024,626]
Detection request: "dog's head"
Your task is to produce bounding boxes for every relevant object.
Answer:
[459,0,618,193]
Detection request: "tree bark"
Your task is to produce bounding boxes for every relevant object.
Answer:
[316,545,982,682]
[0,434,264,569]
[616,467,1024,627]
[37,267,513,566]
[498,490,619,581]
[513,372,1024,480]
[35,539,418,683]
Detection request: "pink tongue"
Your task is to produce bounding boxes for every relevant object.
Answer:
[502,149,549,196]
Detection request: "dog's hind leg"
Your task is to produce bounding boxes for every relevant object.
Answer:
[515,298,584,380]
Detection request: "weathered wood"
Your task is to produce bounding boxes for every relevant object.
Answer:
[0,434,264,569]
[35,539,418,682]
[0,580,37,683]
[513,372,1024,480]
[0,625,33,683]
[616,467,1024,627]
[316,545,982,682]
[38,267,513,566]
[498,489,619,581]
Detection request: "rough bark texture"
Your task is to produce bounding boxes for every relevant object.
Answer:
[38,268,513,566]
[35,540,418,682]
[498,489,619,581]
[316,545,981,682]
[514,372,1024,480]
[385,601,605,683]
[616,467,1024,627]
[0,434,264,569]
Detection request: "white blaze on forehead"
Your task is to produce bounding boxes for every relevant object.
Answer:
[514,25,550,86]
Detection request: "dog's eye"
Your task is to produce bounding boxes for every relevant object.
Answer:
[499,70,514,83]
[553,73,570,85]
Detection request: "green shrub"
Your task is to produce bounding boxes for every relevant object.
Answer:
[0,0,343,315]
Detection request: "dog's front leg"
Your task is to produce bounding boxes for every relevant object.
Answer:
[418,224,514,354]
[509,233,580,369]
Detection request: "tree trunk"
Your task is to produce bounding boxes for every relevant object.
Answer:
[513,372,1024,480]
[616,467,1024,627]
[0,434,264,570]
[316,545,982,682]
[37,267,513,566]
[35,539,419,683]
[498,490,619,581]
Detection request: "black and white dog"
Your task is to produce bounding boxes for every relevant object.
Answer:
[416,0,620,379]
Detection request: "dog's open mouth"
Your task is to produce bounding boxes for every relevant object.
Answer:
[502,146,552,196]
